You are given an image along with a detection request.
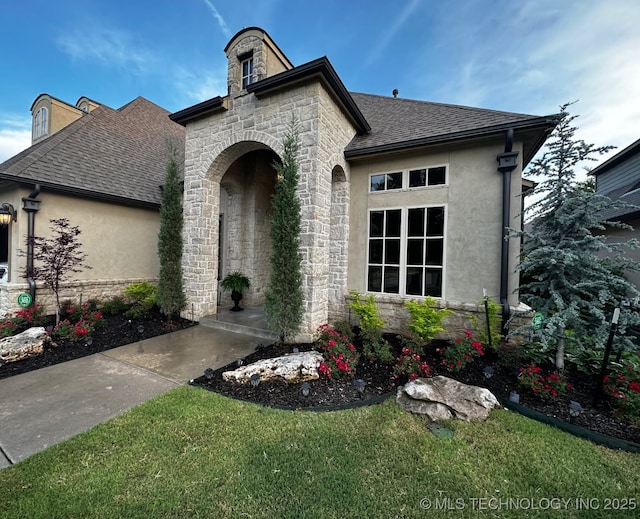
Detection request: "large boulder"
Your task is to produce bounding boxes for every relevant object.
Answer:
[222,351,323,384]
[0,327,49,365]
[396,376,499,422]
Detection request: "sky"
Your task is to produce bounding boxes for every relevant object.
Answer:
[1,0,639,175]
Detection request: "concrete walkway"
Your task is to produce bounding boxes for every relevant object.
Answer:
[0,325,261,469]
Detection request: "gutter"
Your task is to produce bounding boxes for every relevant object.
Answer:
[496,129,519,333]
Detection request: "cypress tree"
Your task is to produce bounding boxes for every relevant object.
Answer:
[156,146,186,322]
[516,102,640,369]
[265,119,304,343]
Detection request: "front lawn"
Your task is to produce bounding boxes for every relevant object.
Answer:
[1,387,638,518]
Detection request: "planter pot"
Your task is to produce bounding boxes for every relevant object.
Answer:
[230,290,244,312]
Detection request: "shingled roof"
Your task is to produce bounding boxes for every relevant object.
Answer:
[346,93,557,164]
[0,97,185,208]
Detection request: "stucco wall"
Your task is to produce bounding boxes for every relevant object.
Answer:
[1,188,160,315]
[346,139,524,328]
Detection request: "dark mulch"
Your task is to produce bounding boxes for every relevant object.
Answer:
[193,334,640,445]
[0,310,194,380]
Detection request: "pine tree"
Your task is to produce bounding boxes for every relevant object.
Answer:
[265,119,304,343]
[516,102,640,369]
[156,146,186,322]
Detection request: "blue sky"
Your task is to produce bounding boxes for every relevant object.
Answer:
[1,0,639,171]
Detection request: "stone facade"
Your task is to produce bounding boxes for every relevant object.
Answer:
[0,278,155,317]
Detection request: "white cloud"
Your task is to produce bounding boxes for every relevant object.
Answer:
[172,65,227,104]
[0,116,31,163]
[202,0,231,37]
[56,27,156,74]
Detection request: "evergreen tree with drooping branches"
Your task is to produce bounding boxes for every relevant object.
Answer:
[156,145,186,323]
[265,118,304,343]
[515,102,640,369]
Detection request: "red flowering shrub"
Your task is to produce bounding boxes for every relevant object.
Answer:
[603,359,640,423]
[52,304,104,342]
[315,324,359,379]
[393,346,431,382]
[0,304,48,338]
[437,330,484,372]
[518,364,572,400]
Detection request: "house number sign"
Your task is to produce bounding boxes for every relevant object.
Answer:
[17,293,33,307]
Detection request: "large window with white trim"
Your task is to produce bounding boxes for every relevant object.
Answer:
[367,206,445,297]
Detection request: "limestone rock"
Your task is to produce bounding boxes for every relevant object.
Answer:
[222,351,323,384]
[0,327,49,365]
[396,376,499,422]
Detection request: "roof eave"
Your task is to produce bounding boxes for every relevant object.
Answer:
[169,96,227,126]
[247,57,371,134]
[344,117,558,160]
[590,138,640,177]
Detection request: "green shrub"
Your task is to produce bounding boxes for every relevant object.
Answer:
[315,324,359,379]
[124,282,157,319]
[100,296,130,316]
[404,298,451,346]
[349,291,385,331]
[361,329,394,364]
[331,319,354,341]
[0,304,48,338]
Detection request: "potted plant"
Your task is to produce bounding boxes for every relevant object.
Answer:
[220,271,251,311]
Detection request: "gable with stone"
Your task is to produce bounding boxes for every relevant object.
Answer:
[170,27,557,340]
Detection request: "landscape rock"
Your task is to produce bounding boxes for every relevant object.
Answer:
[222,351,324,384]
[0,327,49,365]
[396,376,499,422]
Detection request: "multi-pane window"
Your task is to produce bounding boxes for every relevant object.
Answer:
[33,107,48,139]
[367,206,445,297]
[241,57,254,88]
[370,172,402,192]
[370,166,447,192]
[409,166,446,187]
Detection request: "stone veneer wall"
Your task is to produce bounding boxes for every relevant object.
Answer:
[0,278,156,317]
[334,294,533,341]
[181,82,356,339]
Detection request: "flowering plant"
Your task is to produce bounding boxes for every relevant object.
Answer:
[0,304,48,338]
[52,305,104,342]
[315,324,359,379]
[393,345,431,382]
[518,364,572,400]
[603,360,640,422]
[438,330,484,372]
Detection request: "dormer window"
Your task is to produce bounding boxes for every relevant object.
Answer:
[241,56,254,89]
[33,107,48,139]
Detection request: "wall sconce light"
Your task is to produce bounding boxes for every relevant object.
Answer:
[0,203,17,226]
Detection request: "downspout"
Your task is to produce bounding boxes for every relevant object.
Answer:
[22,184,41,302]
[496,130,519,334]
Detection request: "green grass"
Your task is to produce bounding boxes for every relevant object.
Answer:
[1,386,639,518]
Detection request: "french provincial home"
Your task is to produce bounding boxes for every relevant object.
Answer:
[170,27,557,339]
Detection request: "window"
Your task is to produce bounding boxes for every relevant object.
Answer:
[367,206,445,297]
[370,166,447,193]
[370,172,402,192]
[33,107,48,139]
[409,166,446,187]
[241,57,254,88]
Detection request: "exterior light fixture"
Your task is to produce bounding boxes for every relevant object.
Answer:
[236,358,245,367]
[301,382,311,397]
[509,391,520,404]
[569,401,583,423]
[137,324,145,334]
[84,337,93,346]
[355,378,366,398]
[483,366,495,379]
[250,373,260,387]
[204,368,215,380]
[0,203,17,226]
[293,347,299,354]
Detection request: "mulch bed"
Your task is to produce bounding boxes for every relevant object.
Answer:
[192,334,640,446]
[0,310,194,380]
